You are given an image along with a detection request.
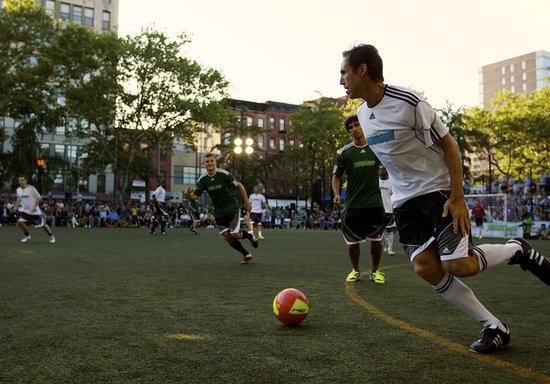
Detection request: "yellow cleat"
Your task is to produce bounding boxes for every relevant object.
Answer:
[369,270,386,284]
[346,269,361,282]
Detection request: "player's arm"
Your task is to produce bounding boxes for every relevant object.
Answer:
[185,187,199,201]
[12,196,21,213]
[235,182,251,212]
[437,133,471,236]
[331,173,343,207]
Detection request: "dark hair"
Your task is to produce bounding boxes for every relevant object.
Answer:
[342,44,384,82]
[204,153,215,158]
[344,115,359,132]
[18,175,28,180]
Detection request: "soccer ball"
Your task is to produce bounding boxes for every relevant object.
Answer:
[272,288,309,325]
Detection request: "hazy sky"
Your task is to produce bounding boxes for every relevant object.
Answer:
[118,0,550,109]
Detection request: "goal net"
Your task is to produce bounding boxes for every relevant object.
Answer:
[464,193,521,238]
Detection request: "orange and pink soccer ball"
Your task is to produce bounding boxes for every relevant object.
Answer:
[272,288,310,325]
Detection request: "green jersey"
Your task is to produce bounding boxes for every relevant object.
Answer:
[194,169,240,217]
[333,142,382,208]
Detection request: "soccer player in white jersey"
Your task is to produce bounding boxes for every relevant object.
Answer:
[340,44,549,354]
[12,175,55,243]
[379,166,395,255]
[248,185,267,239]
[151,180,168,235]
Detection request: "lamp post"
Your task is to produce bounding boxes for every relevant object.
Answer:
[36,158,45,194]
[233,137,253,179]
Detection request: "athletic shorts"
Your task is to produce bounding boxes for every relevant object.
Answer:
[393,191,473,262]
[475,218,483,227]
[215,212,241,235]
[250,212,262,224]
[341,207,389,245]
[155,203,168,218]
[18,212,45,227]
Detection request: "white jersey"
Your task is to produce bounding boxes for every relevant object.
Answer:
[379,177,393,213]
[152,186,166,203]
[16,185,42,215]
[357,84,451,208]
[249,193,266,214]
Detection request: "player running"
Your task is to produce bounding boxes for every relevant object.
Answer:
[248,185,267,239]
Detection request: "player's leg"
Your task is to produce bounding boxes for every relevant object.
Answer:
[39,213,56,243]
[341,208,366,282]
[17,215,31,242]
[220,214,254,263]
[257,221,264,239]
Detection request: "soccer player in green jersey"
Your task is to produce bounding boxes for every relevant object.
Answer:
[186,153,258,264]
[332,115,390,283]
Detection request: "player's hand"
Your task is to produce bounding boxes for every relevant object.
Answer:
[244,202,252,212]
[442,197,471,236]
[185,187,192,197]
[333,195,342,208]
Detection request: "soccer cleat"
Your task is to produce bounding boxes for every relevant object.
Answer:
[21,235,31,243]
[388,250,395,255]
[250,234,259,249]
[369,270,386,284]
[469,325,510,354]
[191,229,199,236]
[241,254,252,264]
[346,269,361,282]
[507,238,550,285]
[49,235,56,244]
[258,234,265,239]
[161,231,167,235]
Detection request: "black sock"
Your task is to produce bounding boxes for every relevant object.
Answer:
[228,239,249,256]
[161,220,166,232]
[241,231,252,240]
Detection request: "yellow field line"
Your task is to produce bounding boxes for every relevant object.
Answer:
[344,265,550,384]
[163,333,209,341]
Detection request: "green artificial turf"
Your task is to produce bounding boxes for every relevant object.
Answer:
[1,227,548,383]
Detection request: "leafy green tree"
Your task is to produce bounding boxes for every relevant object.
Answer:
[280,98,347,207]
[80,29,230,196]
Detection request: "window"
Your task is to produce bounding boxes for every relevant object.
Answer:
[289,139,294,146]
[40,143,50,157]
[45,0,55,15]
[102,11,110,30]
[60,3,70,20]
[222,132,231,145]
[58,94,66,106]
[103,0,111,4]
[56,125,65,135]
[183,167,197,184]
[509,64,514,73]
[510,85,515,93]
[55,144,65,158]
[269,117,275,129]
[68,117,77,132]
[84,8,94,26]
[501,66,505,75]
[258,118,264,128]
[14,119,23,130]
[501,78,506,86]
[173,166,184,185]
[257,136,264,149]
[0,117,4,129]
[279,118,285,131]
[522,83,527,91]
[522,72,527,81]
[269,138,275,150]
[67,145,77,162]
[72,5,82,23]
[522,61,526,70]
[510,75,514,84]
[97,173,106,193]
[279,139,285,151]
[246,117,253,127]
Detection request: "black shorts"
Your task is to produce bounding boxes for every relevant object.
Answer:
[475,218,483,227]
[155,202,168,218]
[394,191,473,261]
[250,212,262,224]
[18,212,45,227]
[341,206,388,245]
[215,212,241,234]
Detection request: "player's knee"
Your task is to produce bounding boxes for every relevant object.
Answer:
[412,254,445,285]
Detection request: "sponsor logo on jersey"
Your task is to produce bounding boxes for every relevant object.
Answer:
[367,130,395,146]
[354,160,376,168]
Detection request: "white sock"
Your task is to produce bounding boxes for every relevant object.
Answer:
[433,273,505,331]
[387,233,394,251]
[474,243,522,271]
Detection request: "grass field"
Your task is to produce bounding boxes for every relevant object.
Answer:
[1,226,549,384]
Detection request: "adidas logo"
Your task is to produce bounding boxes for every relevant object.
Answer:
[442,247,451,254]
[360,149,366,153]
[369,113,375,120]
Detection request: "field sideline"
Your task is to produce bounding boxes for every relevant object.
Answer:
[1,227,549,384]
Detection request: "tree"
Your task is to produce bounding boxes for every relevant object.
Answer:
[280,98,347,207]
[436,103,472,180]
[80,29,230,197]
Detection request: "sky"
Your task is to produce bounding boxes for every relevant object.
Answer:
[118,0,550,109]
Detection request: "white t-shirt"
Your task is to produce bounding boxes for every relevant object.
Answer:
[16,185,42,215]
[357,84,451,208]
[379,177,393,214]
[152,186,166,203]
[249,193,266,214]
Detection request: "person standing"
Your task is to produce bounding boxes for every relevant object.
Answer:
[379,166,396,255]
[332,115,389,284]
[248,185,267,239]
[471,200,486,239]
[340,43,549,353]
[186,153,258,264]
[12,175,55,243]
[151,179,168,235]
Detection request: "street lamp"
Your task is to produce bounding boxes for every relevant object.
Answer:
[36,158,45,194]
[233,137,253,155]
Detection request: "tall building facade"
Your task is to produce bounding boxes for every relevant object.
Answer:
[0,0,119,196]
[479,50,550,108]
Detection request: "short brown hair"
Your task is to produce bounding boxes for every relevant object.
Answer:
[343,44,384,82]
[344,115,359,132]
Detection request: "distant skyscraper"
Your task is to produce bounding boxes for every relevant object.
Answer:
[479,50,550,108]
